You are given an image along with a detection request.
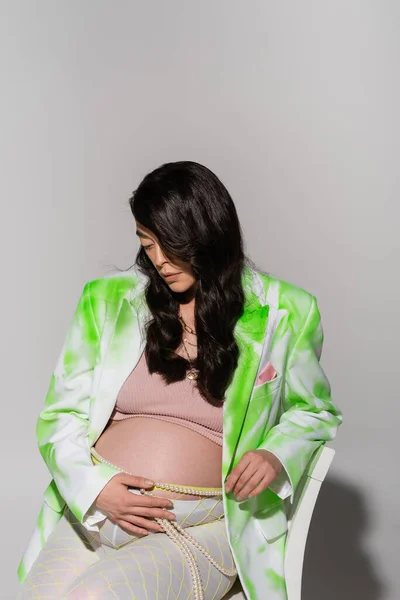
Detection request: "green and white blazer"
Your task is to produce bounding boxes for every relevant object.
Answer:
[17,264,342,600]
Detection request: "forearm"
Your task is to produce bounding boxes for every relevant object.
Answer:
[36,280,121,528]
[257,294,343,501]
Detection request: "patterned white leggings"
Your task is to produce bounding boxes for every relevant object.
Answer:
[17,490,238,599]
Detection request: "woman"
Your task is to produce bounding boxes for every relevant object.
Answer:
[17,161,342,600]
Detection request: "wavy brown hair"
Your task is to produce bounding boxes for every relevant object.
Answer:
[126,160,256,407]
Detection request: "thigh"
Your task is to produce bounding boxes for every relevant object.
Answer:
[17,507,99,599]
[63,519,237,600]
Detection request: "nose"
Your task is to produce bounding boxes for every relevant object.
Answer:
[154,244,169,268]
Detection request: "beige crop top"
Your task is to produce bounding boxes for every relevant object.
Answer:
[109,349,223,446]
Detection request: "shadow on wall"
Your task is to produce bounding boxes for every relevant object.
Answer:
[302,479,385,600]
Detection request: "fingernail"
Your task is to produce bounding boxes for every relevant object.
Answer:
[145,479,155,486]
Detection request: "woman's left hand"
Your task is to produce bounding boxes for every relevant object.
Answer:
[224,449,283,501]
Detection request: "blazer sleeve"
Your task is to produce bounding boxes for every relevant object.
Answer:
[36,281,121,531]
[256,294,343,503]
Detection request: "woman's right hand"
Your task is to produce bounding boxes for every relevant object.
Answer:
[94,472,177,535]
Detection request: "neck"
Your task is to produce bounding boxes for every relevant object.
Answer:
[175,283,197,304]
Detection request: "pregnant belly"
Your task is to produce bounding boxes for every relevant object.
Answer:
[94,417,223,500]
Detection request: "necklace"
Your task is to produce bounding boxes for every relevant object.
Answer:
[179,313,199,380]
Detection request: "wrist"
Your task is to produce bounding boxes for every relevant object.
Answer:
[256,449,283,475]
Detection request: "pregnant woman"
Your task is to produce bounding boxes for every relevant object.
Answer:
[17,161,342,600]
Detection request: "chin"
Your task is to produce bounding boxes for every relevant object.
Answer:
[168,275,196,292]
[168,279,191,290]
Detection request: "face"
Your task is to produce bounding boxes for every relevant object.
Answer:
[135,221,197,293]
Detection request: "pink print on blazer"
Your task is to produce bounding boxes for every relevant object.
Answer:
[255,361,277,386]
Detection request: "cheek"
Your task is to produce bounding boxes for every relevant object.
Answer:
[186,273,197,286]
[176,269,196,285]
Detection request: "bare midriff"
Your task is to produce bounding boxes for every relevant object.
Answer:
[94,417,223,500]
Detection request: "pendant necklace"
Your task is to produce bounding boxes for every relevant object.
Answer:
[179,314,199,380]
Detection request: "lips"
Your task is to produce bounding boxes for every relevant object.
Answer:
[163,272,181,278]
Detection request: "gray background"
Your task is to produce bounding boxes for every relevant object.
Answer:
[2,1,399,598]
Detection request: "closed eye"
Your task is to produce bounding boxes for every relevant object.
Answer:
[142,245,154,251]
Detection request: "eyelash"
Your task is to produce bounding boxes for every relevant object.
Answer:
[143,244,153,251]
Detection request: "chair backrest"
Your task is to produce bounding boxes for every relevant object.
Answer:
[284,444,335,600]
[225,444,335,600]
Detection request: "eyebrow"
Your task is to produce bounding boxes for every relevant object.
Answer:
[135,229,152,240]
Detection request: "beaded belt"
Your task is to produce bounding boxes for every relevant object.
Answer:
[90,447,237,599]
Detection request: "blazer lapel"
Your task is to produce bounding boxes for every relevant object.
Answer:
[89,270,270,482]
[222,302,270,481]
[89,295,148,440]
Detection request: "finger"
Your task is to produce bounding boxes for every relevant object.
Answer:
[117,519,149,536]
[117,473,155,489]
[127,515,165,533]
[123,506,176,521]
[246,474,271,499]
[236,469,269,500]
[231,462,263,497]
[225,454,252,493]
[127,494,174,510]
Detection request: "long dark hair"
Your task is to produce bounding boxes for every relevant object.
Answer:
[128,160,254,407]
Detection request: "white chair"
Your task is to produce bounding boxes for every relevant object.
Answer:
[224,445,336,600]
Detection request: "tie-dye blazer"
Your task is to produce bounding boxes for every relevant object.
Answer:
[17,264,342,600]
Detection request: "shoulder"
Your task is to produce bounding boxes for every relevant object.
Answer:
[83,264,318,317]
[250,266,318,320]
[252,268,324,349]
[82,264,147,304]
